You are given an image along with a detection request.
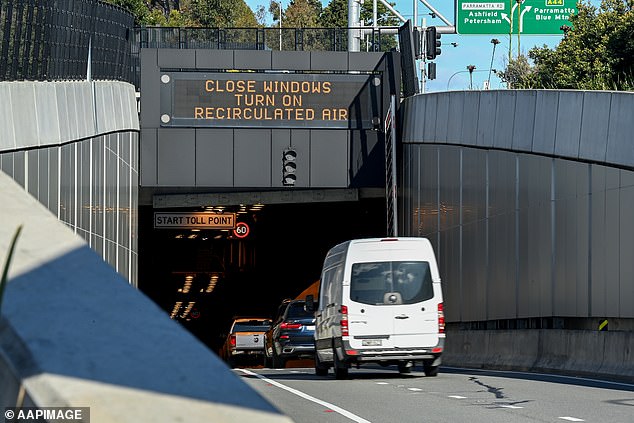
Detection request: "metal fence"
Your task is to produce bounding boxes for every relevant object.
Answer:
[136,27,398,53]
[0,0,134,82]
[1,0,398,86]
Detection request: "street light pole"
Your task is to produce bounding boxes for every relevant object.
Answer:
[487,38,500,89]
[278,1,282,51]
[467,65,476,90]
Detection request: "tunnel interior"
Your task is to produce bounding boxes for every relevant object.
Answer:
[138,197,386,354]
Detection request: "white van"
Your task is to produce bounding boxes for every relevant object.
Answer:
[310,237,445,379]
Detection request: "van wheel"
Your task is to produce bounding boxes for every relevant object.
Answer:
[398,362,412,374]
[333,348,349,380]
[315,353,329,376]
[423,363,439,377]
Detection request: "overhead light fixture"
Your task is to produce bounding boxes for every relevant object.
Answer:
[170,302,183,319]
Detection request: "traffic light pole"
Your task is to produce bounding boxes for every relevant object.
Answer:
[420,22,427,94]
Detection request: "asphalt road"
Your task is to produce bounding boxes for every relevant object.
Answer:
[236,365,634,423]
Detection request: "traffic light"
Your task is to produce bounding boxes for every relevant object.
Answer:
[428,62,437,80]
[425,26,441,60]
[282,148,297,186]
[413,27,423,60]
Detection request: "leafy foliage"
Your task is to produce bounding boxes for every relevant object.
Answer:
[500,0,634,90]
[319,0,399,50]
[284,0,322,28]
[104,0,403,53]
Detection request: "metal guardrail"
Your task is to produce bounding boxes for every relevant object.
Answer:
[0,0,134,82]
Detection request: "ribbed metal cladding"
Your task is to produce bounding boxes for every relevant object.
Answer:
[0,0,134,83]
[399,90,634,323]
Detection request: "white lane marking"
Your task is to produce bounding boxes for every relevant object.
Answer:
[375,382,389,385]
[499,405,523,409]
[449,395,467,399]
[559,418,585,422]
[407,388,423,391]
[238,369,372,423]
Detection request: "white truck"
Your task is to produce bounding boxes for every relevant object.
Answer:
[222,318,271,367]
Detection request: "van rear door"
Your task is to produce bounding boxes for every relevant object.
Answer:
[347,261,438,350]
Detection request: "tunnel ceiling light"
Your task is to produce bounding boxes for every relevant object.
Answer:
[170,302,183,319]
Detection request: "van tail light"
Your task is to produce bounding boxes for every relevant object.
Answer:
[280,322,302,330]
[438,303,445,334]
[230,335,236,347]
[341,305,349,337]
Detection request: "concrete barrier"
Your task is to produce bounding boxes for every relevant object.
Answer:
[0,171,293,422]
[444,328,634,382]
[443,329,634,382]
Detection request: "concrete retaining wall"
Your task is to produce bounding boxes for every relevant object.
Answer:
[444,329,634,382]
[0,170,292,422]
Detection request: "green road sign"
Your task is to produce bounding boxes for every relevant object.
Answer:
[456,0,578,35]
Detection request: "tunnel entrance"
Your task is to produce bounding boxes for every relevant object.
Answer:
[138,194,386,354]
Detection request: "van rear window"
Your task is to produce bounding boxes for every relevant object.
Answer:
[350,261,433,305]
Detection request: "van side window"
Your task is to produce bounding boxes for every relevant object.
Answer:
[318,243,348,311]
[350,261,433,305]
[319,263,342,309]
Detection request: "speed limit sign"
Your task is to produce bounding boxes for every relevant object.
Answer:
[233,222,250,238]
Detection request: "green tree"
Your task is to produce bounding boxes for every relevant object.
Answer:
[105,0,191,25]
[319,0,347,28]
[186,0,257,27]
[503,0,634,90]
[498,54,535,89]
[320,0,399,27]
[319,0,399,51]
[105,0,151,25]
[284,0,322,27]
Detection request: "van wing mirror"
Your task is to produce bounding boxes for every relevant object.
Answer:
[305,294,315,313]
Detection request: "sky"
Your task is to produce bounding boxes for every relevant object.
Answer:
[244,0,571,93]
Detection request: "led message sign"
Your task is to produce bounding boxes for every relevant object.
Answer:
[160,72,381,129]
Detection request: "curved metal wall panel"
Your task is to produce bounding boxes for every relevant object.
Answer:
[400,90,634,322]
[0,81,139,286]
[402,90,634,168]
[0,81,139,152]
